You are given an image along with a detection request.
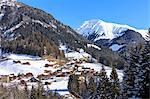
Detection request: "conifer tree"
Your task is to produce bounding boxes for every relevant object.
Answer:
[140,42,150,98]
[122,62,135,98]
[96,65,111,99]
[23,84,29,99]
[30,86,36,99]
[87,76,96,95]
[79,75,88,98]
[68,74,79,94]
[110,66,121,99]
[37,80,46,99]
[123,42,150,98]
[123,45,142,98]
[12,86,20,99]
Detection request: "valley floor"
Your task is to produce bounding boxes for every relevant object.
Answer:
[0,53,123,97]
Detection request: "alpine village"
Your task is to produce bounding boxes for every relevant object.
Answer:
[0,0,149,99]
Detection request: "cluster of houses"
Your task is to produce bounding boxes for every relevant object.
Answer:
[0,72,36,83]
[0,53,100,98]
[0,59,97,83]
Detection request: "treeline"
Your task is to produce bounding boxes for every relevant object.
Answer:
[68,66,121,99]
[85,46,125,69]
[2,31,65,58]
[68,42,150,99]
[0,82,63,99]
[1,3,87,58]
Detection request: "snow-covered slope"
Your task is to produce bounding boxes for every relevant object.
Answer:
[77,19,149,41]
[0,0,16,7]
[0,54,58,76]
[65,51,91,60]
[109,44,124,51]
[4,54,41,60]
[0,1,91,57]
[87,44,101,50]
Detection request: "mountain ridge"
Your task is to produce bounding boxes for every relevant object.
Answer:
[77,19,149,41]
[0,1,129,69]
[0,1,90,57]
[76,19,149,61]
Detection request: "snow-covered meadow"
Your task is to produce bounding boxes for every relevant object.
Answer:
[0,54,57,76]
[0,53,123,95]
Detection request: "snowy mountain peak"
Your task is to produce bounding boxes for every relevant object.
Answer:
[0,0,16,3]
[0,0,16,7]
[77,19,129,40]
[77,19,149,41]
[81,19,104,26]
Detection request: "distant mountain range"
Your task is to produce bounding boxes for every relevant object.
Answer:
[77,19,149,58]
[77,19,149,41]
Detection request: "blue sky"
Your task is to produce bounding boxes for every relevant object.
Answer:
[18,0,149,29]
